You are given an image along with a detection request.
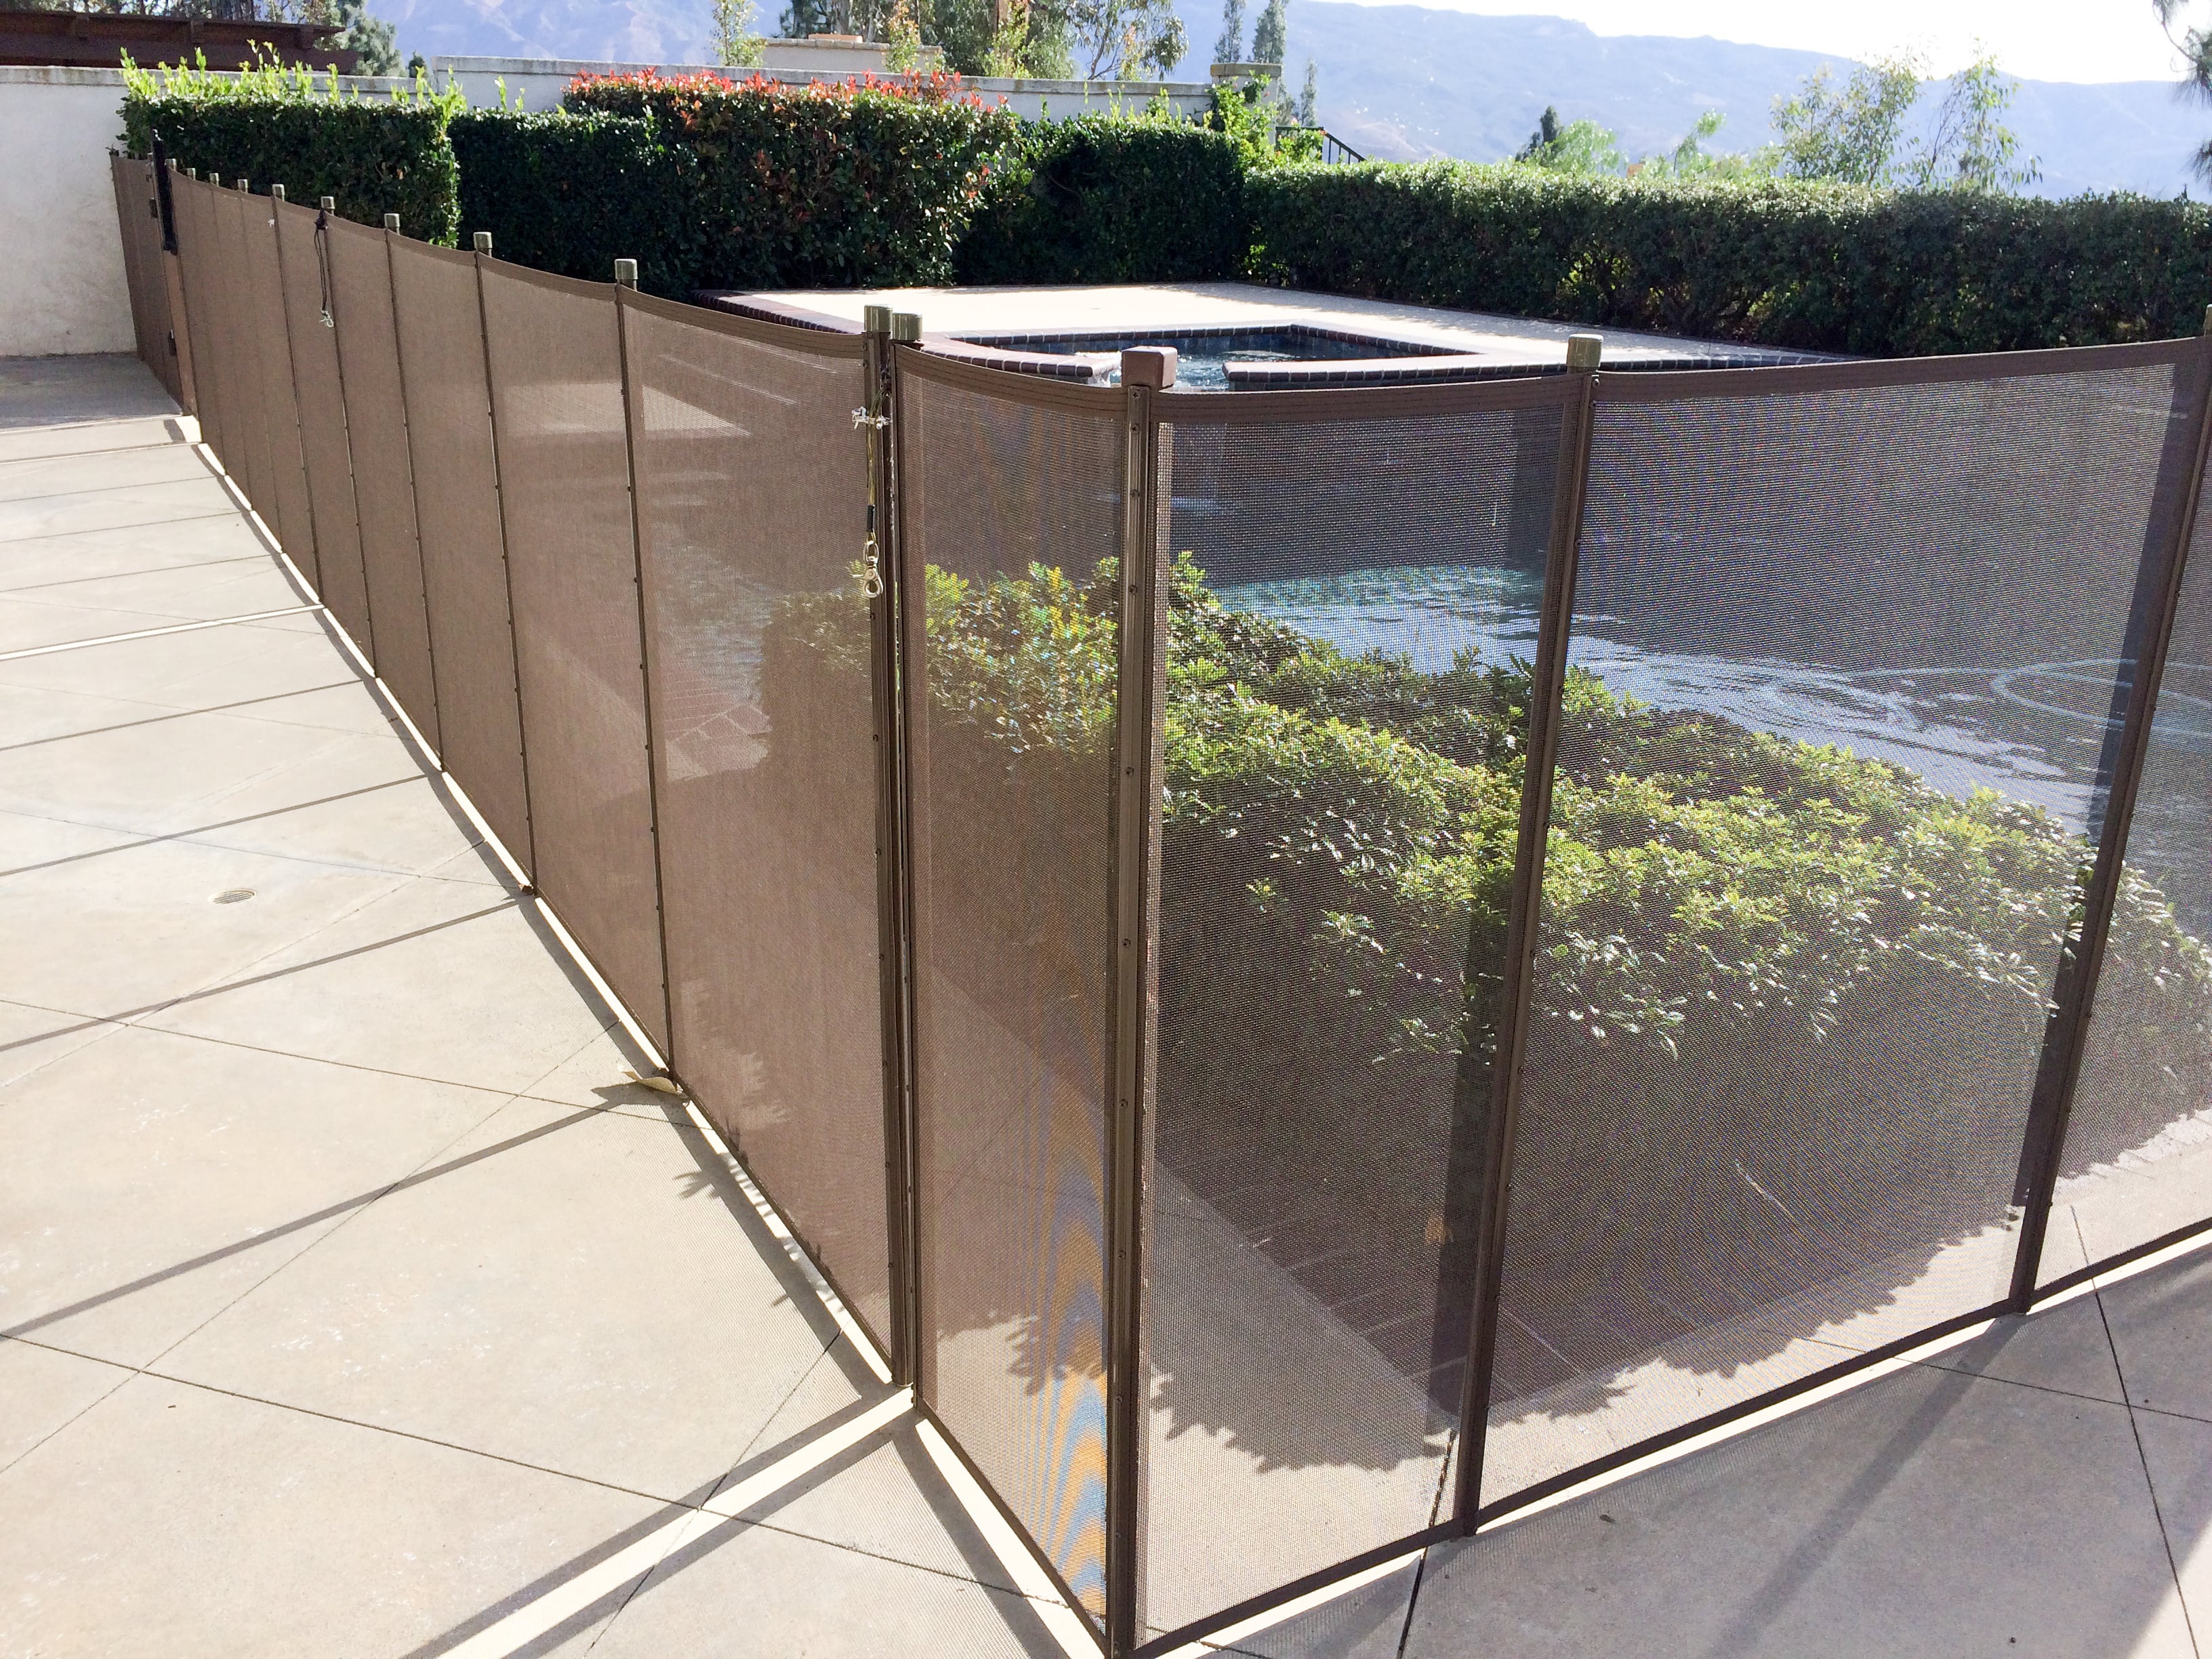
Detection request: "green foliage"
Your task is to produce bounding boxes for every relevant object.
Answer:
[1771,53,1921,186]
[334,0,400,77]
[564,69,1019,289]
[1248,0,1285,66]
[2158,0,2212,180]
[449,109,695,294]
[1212,0,1244,66]
[710,0,766,69]
[933,0,1073,77]
[955,112,1246,282]
[1247,162,2212,355]
[1906,51,2041,193]
[1515,105,1626,176]
[121,50,460,241]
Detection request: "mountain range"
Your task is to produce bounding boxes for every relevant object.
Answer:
[383,0,2212,199]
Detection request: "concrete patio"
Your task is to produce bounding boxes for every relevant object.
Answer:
[1,352,2209,1658]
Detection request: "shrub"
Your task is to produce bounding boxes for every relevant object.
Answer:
[450,109,695,295]
[955,114,1250,284]
[121,54,461,243]
[1248,161,2212,354]
[564,69,1021,289]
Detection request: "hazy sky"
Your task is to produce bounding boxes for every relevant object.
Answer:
[1325,0,2192,84]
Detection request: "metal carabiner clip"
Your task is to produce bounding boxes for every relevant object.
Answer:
[859,538,885,600]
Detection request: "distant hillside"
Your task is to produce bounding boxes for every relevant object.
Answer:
[382,0,2212,199]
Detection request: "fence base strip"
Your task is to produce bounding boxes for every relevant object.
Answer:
[1131,1522,1458,1659]
[2032,1216,2212,1309]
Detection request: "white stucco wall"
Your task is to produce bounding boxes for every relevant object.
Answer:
[0,68,135,358]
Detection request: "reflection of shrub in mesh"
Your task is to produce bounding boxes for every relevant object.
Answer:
[777,552,2212,1413]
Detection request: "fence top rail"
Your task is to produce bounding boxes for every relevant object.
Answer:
[1595,335,2206,405]
[893,339,1126,418]
[477,255,621,307]
[620,286,867,361]
[1156,370,1580,426]
[390,237,478,274]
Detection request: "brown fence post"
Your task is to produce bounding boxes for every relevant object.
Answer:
[1451,331,1603,1527]
[611,255,679,1068]
[865,302,923,1388]
[2007,319,2212,1307]
[264,182,325,594]
[1105,343,1174,1658]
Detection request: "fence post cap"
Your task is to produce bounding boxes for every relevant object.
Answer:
[2202,302,2211,337]
[235,178,248,192]
[383,212,401,232]
[319,195,335,211]
[270,183,285,201]
[890,311,922,343]
[1120,346,1177,390]
[1565,333,1603,370]
[473,230,493,254]
[863,303,893,335]
[614,258,639,289]
[206,172,219,186]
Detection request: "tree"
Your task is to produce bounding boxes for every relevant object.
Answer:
[1211,0,1243,65]
[1770,53,1921,185]
[1061,0,1185,77]
[1516,106,1624,174]
[2155,1,2212,180]
[1298,57,1316,125]
[1904,50,2040,191]
[334,0,398,74]
[1250,0,1284,67]
[712,0,765,68]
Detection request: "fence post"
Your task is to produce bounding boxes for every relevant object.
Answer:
[865,302,922,1388]
[609,255,680,1069]
[1451,331,1603,1527]
[382,197,445,758]
[264,182,326,593]
[1105,343,1174,1658]
[2007,320,2212,1307]
[384,212,399,232]
[470,225,539,886]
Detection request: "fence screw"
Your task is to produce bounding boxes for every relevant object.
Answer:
[384,213,400,233]
[614,258,638,289]
[474,231,493,255]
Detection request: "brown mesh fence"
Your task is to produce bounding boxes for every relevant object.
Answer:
[2043,438,2212,1284]
[241,192,318,586]
[621,293,890,1347]
[273,199,373,654]
[212,186,276,519]
[479,262,668,1050]
[110,159,171,397]
[897,351,1123,1623]
[388,241,532,870]
[325,215,441,752]
[171,177,234,476]
[1480,344,2206,1513]
[1141,377,1576,1631]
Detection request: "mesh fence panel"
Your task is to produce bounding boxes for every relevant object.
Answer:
[274,199,373,654]
[898,356,1121,1620]
[173,178,234,477]
[110,159,163,390]
[213,188,276,519]
[327,216,440,751]
[622,296,890,1347]
[1482,348,2200,1510]
[480,264,668,1051]
[1143,381,1572,1631]
[388,241,531,870]
[2047,451,2212,1282]
[242,193,317,586]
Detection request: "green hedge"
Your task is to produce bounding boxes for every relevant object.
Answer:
[565,70,1020,289]
[123,81,459,245]
[1247,162,2212,354]
[954,117,1248,285]
[450,109,694,295]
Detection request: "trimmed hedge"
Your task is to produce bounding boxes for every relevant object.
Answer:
[565,70,1020,289]
[1246,163,2212,355]
[450,109,693,295]
[954,117,1248,285]
[123,95,459,245]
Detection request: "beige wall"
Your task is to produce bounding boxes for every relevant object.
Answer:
[0,68,134,358]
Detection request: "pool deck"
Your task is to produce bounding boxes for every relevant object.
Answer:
[707,281,1820,382]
